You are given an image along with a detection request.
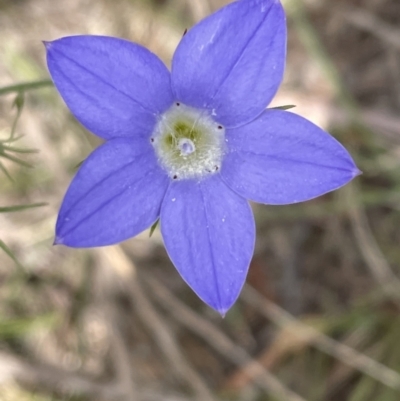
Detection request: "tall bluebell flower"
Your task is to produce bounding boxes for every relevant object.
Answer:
[46,0,359,314]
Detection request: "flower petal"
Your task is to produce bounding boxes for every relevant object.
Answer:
[55,138,169,247]
[171,0,286,128]
[160,176,255,314]
[221,110,360,204]
[46,36,173,139]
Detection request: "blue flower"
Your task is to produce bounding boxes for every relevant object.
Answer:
[46,0,359,314]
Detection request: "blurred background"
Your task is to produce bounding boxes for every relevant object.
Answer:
[1,0,400,400]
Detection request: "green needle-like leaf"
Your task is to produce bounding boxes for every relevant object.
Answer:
[1,144,38,154]
[75,160,84,169]
[0,161,13,182]
[0,202,47,213]
[4,134,24,144]
[9,92,25,140]
[0,79,53,96]
[270,104,296,111]
[149,220,159,237]
[0,239,25,271]
[1,152,33,168]
[12,90,25,109]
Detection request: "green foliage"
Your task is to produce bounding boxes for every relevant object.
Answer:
[0,80,50,268]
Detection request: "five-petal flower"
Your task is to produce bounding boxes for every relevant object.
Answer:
[46,0,359,314]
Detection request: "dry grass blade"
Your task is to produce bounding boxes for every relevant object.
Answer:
[108,320,138,401]
[98,246,217,401]
[83,250,139,401]
[330,106,400,139]
[241,285,400,391]
[343,7,400,51]
[0,351,189,401]
[145,274,308,401]
[0,351,125,401]
[130,280,217,401]
[344,183,400,302]
[285,0,400,312]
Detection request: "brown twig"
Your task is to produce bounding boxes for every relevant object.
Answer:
[241,284,400,391]
[145,274,308,401]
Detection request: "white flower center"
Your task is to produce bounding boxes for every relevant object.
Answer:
[151,103,226,180]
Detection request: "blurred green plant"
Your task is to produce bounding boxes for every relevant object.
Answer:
[0,313,58,340]
[0,93,31,178]
[0,83,52,179]
[0,80,52,267]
